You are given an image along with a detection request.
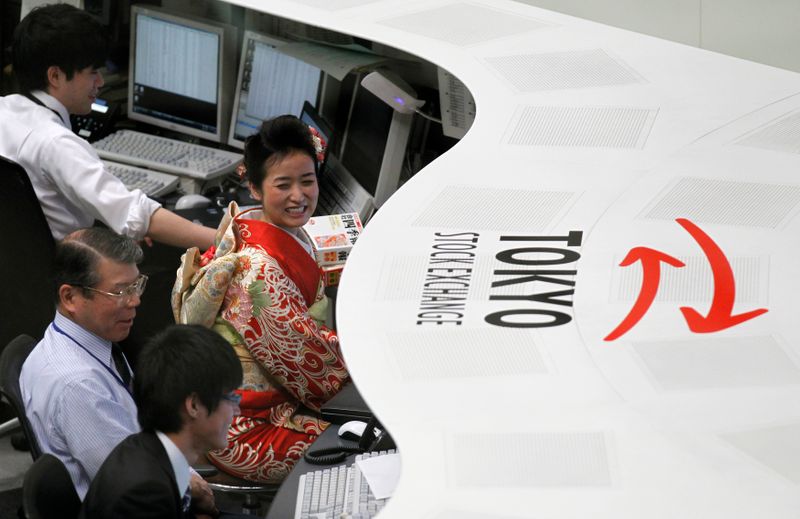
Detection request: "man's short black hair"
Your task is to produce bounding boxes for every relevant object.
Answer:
[12,3,108,93]
[53,228,143,305]
[135,325,243,434]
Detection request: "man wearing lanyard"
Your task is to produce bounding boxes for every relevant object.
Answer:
[0,4,215,249]
[19,228,215,514]
[81,324,243,518]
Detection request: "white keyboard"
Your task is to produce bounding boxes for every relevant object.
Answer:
[104,160,180,198]
[294,450,395,519]
[93,130,241,180]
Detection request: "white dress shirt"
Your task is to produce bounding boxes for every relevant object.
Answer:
[20,312,140,499]
[156,431,191,502]
[0,91,160,240]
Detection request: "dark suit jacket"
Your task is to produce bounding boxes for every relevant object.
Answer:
[80,431,188,519]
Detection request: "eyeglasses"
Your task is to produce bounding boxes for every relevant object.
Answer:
[81,274,148,306]
[220,392,242,406]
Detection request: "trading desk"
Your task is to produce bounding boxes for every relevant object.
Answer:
[267,383,375,519]
[265,426,354,519]
[226,0,800,517]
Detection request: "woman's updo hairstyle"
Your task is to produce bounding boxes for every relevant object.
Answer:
[243,114,319,189]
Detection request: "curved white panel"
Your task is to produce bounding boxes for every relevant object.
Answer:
[229,0,800,516]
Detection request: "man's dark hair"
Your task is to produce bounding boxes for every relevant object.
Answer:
[12,3,108,93]
[135,325,243,434]
[53,227,143,305]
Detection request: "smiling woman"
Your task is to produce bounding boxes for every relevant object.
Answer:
[249,151,319,229]
[172,115,349,484]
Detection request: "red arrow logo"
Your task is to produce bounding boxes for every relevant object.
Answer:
[676,218,768,332]
[604,247,685,341]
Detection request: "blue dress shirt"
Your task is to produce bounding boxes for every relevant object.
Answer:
[20,312,139,499]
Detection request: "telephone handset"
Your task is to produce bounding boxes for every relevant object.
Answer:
[70,98,121,142]
[358,416,395,452]
[304,416,395,465]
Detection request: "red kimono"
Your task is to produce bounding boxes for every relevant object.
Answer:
[173,207,349,483]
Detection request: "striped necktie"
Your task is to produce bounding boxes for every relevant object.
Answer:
[181,486,191,515]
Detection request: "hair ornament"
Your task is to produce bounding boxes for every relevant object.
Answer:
[236,163,247,180]
[308,126,327,163]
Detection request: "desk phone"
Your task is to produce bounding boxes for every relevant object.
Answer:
[70,98,121,142]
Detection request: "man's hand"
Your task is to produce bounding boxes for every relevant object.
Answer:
[190,472,218,516]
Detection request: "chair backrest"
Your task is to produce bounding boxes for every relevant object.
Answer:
[23,453,80,519]
[0,334,42,460]
[0,156,56,349]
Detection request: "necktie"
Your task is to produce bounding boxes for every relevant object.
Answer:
[110,343,132,388]
[181,486,192,515]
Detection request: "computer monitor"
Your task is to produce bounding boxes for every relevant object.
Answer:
[339,80,395,198]
[128,5,235,143]
[303,100,375,220]
[228,31,323,149]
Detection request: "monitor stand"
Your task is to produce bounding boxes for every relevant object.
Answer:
[373,111,413,208]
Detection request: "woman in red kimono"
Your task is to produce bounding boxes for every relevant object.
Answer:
[172,115,349,483]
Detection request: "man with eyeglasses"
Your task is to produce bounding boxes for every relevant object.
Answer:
[20,227,216,514]
[81,325,243,518]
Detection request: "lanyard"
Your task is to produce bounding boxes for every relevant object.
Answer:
[51,322,132,396]
[24,93,67,126]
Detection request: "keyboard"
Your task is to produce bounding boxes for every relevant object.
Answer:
[93,130,241,180]
[314,158,374,223]
[104,160,180,198]
[294,450,395,519]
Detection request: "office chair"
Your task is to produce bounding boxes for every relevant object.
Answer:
[22,453,80,519]
[204,467,279,515]
[0,156,56,350]
[0,156,55,441]
[0,334,42,460]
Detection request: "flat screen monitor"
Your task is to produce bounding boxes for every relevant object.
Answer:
[128,6,235,143]
[228,31,323,149]
[339,82,394,196]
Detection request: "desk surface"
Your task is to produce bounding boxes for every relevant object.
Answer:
[228,1,800,517]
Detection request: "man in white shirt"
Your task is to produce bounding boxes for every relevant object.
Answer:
[20,228,215,513]
[0,4,215,249]
[80,324,243,518]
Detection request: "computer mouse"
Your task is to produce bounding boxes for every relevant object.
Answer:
[175,194,212,210]
[337,420,368,441]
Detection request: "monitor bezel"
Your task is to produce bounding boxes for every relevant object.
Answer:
[128,5,234,143]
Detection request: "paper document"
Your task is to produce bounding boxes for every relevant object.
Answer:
[355,453,401,500]
[281,42,387,81]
